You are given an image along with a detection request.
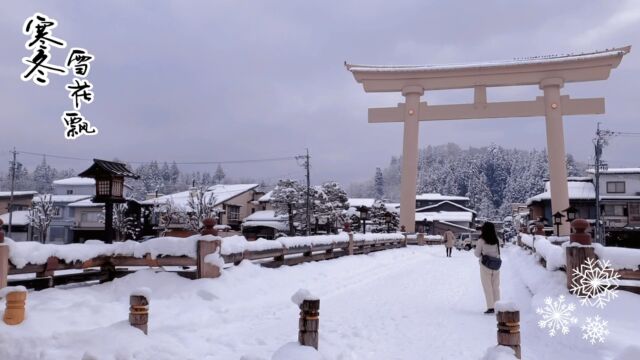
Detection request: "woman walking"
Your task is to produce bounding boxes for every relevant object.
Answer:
[474,222,501,314]
[443,230,455,257]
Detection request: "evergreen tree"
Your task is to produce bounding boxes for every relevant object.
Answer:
[374,168,384,200]
[28,194,54,242]
[272,179,305,235]
[214,164,226,184]
[32,157,56,193]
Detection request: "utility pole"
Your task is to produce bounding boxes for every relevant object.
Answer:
[8,147,17,237]
[593,123,613,245]
[296,149,311,236]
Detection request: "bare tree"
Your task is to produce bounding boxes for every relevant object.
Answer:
[186,186,218,232]
[158,198,186,236]
[28,194,54,243]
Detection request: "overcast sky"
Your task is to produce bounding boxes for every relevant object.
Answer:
[1,0,638,187]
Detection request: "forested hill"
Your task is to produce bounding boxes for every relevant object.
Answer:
[348,143,586,218]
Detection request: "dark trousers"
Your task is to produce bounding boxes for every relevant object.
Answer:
[446,247,452,257]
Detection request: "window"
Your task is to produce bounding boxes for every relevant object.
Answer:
[52,206,62,218]
[606,181,625,193]
[81,212,101,223]
[66,189,74,195]
[604,205,625,217]
[49,227,66,243]
[629,203,640,223]
[227,205,240,221]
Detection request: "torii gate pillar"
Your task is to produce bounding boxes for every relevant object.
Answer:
[400,86,424,233]
[541,78,571,236]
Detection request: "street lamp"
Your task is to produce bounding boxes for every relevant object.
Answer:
[356,205,369,234]
[78,159,139,243]
[384,212,392,233]
[553,211,565,236]
[564,206,579,221]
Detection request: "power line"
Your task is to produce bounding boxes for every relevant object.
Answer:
[12,149,298,166]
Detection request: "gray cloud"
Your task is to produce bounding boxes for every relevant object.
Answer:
[1,0,638,186]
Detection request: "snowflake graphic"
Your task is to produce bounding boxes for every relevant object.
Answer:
[536,295,578,336]
[570,257,620,309]
[582,315,609,344]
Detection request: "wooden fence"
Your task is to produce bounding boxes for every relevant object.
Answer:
[1,233,421,290]
[516,234,640,295]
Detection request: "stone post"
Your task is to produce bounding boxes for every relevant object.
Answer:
[129,293,149,334]
[496,308,521,359]
[3,288,27,325]
[347,232,354,256]
[200,218,219,236]
[298,299,320,350]
[196,239,222,279]
[417,233,425,246]
[566,219,595,291]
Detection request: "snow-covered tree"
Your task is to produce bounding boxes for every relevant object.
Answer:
[214,164,226,184]
[32,157,56,194]
[28,194,54,243]
[157,198,187,236]
[185,186,218,232]
[102,203,141,241]
[272,179,305,235]
[315,181,349,233]
[368,200,399,233]
[374,168,384,200]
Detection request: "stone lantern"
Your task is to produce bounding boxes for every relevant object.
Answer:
[78,159,139,243]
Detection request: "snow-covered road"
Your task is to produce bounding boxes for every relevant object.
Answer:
[1,245,638,359]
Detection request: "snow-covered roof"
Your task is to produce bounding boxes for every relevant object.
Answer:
[243,210,287,222]
[34,194,92,203]
[586,168,640,175]
[0,191,37,198]
[242,211,288,231]
[258,191,273,203]
[438,220,475,232]
[347,198,376,208]
[415,193,469,202]
[526,181,595,205]
[0,210,30,226]
[346,48,628,74]
[415,211,474,223]
[53,177,95,186]
[67,198,104,208]
[140,184,259,207]
[416,200,477,214]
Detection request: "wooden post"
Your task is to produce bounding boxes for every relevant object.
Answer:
[129,294,149,334]
[417,233,425,246]
[0,244,8,289]
[298,299,320,350]
[348,232,354,256]
[496,310,521,359]
[196,239,222,279]
[3,290,27,325]
[566,219,595,291]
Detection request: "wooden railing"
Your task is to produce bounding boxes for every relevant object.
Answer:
[515,234,640,295]
[1,233,418,290]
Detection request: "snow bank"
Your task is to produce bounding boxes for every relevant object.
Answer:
[0,286,27,298]
[291,288,319,306]
[204,253,225,268]
[352,233,404,241]
[480,346,518,360]
[4,235,222,268]
[271,342,323,360]
[494,301,518,312]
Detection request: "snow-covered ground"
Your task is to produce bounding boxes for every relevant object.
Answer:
[1,245,639,359]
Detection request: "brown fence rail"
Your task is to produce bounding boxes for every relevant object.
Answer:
[2,233,423,290]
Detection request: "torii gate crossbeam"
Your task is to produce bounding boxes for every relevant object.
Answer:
[347,47,630,235]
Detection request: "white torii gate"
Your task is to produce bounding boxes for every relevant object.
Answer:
[346,47,630,235]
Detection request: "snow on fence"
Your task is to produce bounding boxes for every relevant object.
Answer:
[0,232,418,290]
[516,233,640,294]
